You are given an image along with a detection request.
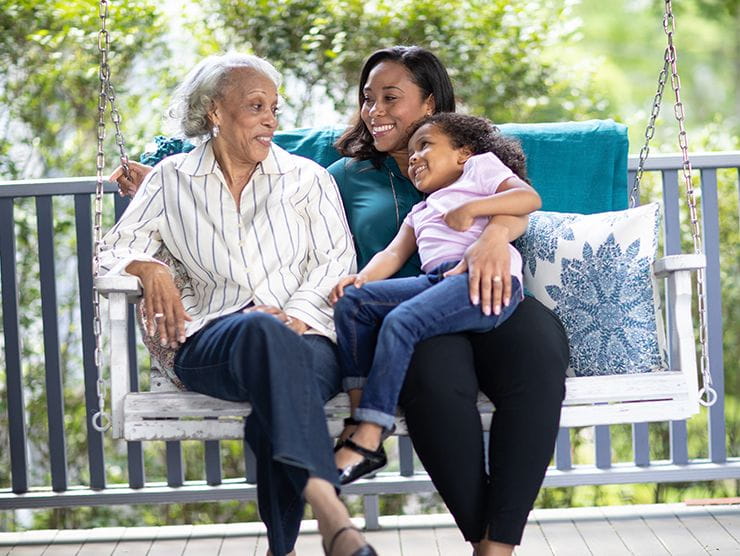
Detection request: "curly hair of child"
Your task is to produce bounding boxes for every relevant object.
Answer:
[407,113,530,184]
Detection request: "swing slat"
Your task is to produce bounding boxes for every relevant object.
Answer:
[95,249,704,442]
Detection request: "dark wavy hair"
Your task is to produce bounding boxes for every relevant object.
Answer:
[335,46,455,168]
[407,113,530,184]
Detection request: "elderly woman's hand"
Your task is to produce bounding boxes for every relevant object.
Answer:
[126,261,191,347]
[444,217,526,316]
[243,305,311,335]
[108,161,153,198]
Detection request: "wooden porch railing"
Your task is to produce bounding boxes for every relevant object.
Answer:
[1,152,738,528]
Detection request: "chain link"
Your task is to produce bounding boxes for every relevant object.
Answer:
[629,57,668,208]
[662,0,715,406]
[92,0,131,431]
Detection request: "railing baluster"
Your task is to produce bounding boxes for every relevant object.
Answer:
[0,198,29,494]
[205,439,222,486]
[166,442,184,487]
[244,439,257,484]
[113,194,146,488]
[398,436,414,477]
[595,426,612,469]
[700,168,727,463]
[36,196,68,492]
[555,428,572,470]
[661,169,690,465]
[74,194,106,489]
[632,423,650,466]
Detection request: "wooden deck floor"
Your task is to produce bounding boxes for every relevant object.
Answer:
[1,503,738,555]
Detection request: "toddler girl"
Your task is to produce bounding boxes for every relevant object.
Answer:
[330,113,541,484]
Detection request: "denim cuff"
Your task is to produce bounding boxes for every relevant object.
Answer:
[354,407,396,431]
[342,377,366,392]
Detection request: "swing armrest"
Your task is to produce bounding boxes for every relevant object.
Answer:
[94,275,142,302]
[94,275,142,438]
[653,254,706,278]
[652,253,706,411]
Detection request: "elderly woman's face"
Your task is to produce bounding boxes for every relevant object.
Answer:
[211,68,279,166]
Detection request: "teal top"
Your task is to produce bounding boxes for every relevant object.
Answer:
[327,156,423,277]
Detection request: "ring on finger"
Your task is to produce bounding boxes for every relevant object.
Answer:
[492,276,503,283]
[153,312,165,321]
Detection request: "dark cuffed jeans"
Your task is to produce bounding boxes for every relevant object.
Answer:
[174,311,342,556]
[334,261,522,429]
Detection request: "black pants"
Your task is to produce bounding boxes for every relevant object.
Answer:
[399,296,568,546]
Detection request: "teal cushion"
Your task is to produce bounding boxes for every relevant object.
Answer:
[274,119,629,213]
[140,119,628,215]
[500,119,628,214]
[273,126,346,169]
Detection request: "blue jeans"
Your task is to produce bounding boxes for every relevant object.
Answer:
[174,311,342,556]
[334,262,522,429]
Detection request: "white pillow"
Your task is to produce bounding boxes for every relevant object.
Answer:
[515,202,667,377]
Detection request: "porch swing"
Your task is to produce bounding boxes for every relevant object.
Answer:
[93,0,716,442]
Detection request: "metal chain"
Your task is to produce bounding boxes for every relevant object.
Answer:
[92,0,132,431]
[629,57,669,208]
[662,1,716,406]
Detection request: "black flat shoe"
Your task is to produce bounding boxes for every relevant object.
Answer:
[334,417,361,453]
[324,525,378,556]
[337,437,387,485]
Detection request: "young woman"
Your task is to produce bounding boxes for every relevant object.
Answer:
[328,46,568,556]
[330,113,541,487]
[108,46,568,556]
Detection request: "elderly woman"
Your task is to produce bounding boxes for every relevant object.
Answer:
[98,53,375,556]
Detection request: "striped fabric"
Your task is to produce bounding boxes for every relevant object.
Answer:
[98,140,356,341]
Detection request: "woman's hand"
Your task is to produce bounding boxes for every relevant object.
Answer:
[329,274,368,305]
[127,261,192,347]
[443,204,475,231]
[443,223,513,316]
[108,161,153,198]
[243,305,311,335]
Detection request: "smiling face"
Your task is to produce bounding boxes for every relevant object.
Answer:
[407,123,471,194]
[360,61,435,165]
[209,67,279,168]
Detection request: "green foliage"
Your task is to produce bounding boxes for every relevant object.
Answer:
[0,0,737,532]
[205,0,610,125]
[0,0,168,178]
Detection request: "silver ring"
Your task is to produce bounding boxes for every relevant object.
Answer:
[492,276,502,283]
[153,312,164,320]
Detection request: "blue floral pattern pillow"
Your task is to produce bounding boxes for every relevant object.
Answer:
[515,203,667,377]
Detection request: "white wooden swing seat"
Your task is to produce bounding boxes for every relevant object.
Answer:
[95,250,704,442]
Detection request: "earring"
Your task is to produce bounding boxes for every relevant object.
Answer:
[212,124,220,137]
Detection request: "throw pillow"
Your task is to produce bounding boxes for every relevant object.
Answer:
[514,202,667,377]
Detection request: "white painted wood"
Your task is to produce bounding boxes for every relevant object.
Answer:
[107,291,132,439]
[516,521,552,556]
[532,512,591,556]
[638,508,709,555]
[707,506,740,542]
[399,528,440,555]
[670,507,740,552]
[433,527,470,556]
[653,254,705,277]
[600,505,671,555]
[568,508,630,555]
[98,250,704,441]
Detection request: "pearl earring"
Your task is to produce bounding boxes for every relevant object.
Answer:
[212,124,220,137]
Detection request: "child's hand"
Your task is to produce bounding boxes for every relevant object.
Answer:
[443,204,475,231]
[329,274,368,305]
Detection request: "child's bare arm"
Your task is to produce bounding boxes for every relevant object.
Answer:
[444,176,542,231]
[330,224,417,303]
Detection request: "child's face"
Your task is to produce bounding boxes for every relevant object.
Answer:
[407,123,471,194]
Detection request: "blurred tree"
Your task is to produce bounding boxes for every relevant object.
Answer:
[205,0,610,126]
[0,0,168,179]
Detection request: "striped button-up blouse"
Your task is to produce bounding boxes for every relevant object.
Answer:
[98,140,356,341]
